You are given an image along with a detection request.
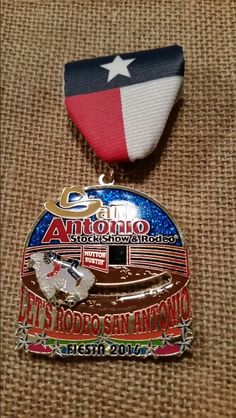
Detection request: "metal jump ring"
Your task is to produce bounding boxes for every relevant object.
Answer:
[99,169,115,185]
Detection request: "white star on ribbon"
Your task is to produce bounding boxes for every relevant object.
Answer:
[100,55,136,82]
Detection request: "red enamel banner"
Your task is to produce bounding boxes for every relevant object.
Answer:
[82,246,109,273]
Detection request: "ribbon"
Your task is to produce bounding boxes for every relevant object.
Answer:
[64,45,184,163]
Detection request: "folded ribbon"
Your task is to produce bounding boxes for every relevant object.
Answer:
[64,45,184,163]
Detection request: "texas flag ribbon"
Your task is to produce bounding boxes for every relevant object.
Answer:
[64,45,184,163]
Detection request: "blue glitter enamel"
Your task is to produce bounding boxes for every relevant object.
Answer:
[28,187,183,247]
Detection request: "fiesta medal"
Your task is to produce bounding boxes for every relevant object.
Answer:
[16,45,193,358]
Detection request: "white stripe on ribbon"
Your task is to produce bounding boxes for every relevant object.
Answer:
[120,76,183,161]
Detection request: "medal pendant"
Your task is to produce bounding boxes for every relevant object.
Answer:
[16,180,193,359]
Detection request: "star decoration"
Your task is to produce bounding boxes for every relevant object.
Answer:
[96,333,112,354]
[145,340,156,357]
[159,332,173,348]
[15,335,29,352]
[178,319,192,337]
[50,340,63,357]
[176,335,193,354]
[35,330,49,346]
[97,332,110,345]
[100,55,136,82]
[15,319,31,336]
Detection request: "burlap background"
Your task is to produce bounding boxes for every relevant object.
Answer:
[1,1,235,417]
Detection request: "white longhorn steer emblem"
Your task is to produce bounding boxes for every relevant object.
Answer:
[29,251,95,307]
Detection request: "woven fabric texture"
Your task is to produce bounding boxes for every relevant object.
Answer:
[1,1,235,417]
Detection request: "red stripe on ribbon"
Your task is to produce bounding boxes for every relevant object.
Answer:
[65,89,128,163]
